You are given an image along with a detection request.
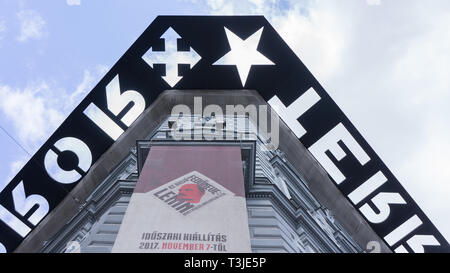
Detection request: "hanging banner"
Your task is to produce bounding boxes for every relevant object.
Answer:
[112,145,251,253]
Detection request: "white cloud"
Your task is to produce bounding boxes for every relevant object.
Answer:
[0,66,106,151]
[66,0,81,6]
[16,9,46,42]
[0,82,65,151]
[270,3,347,81]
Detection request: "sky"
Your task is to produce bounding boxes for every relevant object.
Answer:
[0,0,449,243]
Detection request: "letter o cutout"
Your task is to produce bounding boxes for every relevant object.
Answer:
[44,137,92,184]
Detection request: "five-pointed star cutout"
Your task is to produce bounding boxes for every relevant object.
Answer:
[213,27,275,86]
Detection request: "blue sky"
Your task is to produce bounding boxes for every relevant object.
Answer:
[1,0,450,243]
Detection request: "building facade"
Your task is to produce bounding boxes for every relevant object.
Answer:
[41,114,361,253]
[15,90,389,253]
